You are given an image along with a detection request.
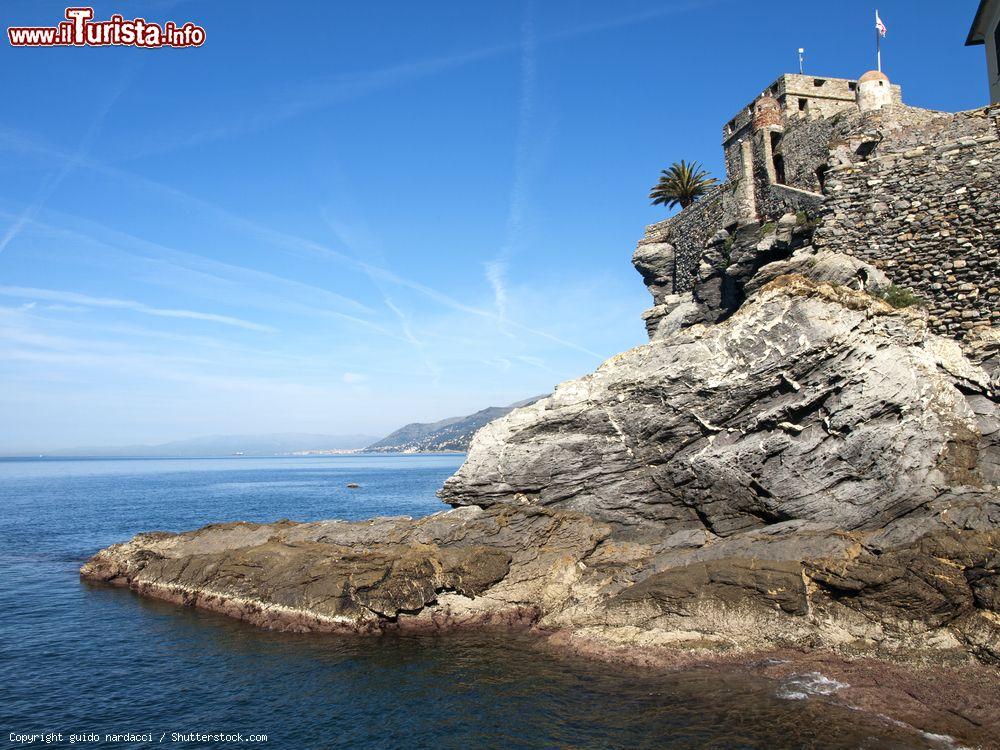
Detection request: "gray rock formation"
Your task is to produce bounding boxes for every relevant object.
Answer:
[441,275,995,538]
[743,245,889,298]
[81,248,1000,744]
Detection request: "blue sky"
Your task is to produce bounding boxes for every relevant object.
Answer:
[0,0,989,451]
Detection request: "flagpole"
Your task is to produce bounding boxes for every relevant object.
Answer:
[876,9,881,72]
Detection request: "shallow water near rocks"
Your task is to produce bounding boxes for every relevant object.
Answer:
[0,456,941,748]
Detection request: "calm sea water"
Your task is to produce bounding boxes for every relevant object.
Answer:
[0,456,932,749]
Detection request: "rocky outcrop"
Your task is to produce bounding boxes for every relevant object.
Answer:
[635,213,891,339]
[84,268,999,662]
[441,275,995,537]
[81,506,611,632]
[82,492,1000,660]
[82,247,1000,744]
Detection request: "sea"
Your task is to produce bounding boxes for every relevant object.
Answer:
[0,455,938,748]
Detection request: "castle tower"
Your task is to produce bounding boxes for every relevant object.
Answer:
[753,95,787,186]
[857,70,893,112]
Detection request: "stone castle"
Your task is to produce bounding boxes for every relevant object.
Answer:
[635,70,1000,338]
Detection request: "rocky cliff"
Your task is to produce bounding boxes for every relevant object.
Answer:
[82,96,1000,746]
[442,275,996,534]
[434,267,1000,661]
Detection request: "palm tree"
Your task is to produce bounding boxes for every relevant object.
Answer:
[649,160,718,210]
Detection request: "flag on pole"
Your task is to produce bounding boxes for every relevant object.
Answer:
[875,10,887,37]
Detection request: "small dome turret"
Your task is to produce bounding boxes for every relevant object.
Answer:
[857,70,892,112]
[752,95,782,130]
[859,70,889,84]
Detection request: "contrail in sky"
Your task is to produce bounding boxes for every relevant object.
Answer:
[112,1,717,161]
[0,70,134,255]
[487,5,539,333]
[0,285,278,332]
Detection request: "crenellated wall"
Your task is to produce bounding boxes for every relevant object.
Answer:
[722,74,901,181]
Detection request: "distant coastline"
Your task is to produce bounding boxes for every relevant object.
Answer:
[11,433,379,459]
[293,449,467,456]
[364,396,544,453]
[0,452,467,460]
[12,399,535,460]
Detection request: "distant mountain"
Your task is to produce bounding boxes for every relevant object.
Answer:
[366,397,545,453]
[44,433,380,458]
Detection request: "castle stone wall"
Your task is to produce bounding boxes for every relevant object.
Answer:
[814,115,1000,337]
[776,113,843,192]
[864,106,998,155]
[639,186,725,294]
[722,74,901,180]
[645,76,998,339]
[758,184,825,220]
[776,74,858,120]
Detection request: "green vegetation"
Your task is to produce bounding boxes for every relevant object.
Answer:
[878,284,924,309]
[649,160,718,210]
[796,210,821,230]
[722,235,734,265]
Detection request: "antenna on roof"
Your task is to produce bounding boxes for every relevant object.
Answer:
[798,48,805,74]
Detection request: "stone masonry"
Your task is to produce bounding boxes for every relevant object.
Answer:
[638,71,1000,339]
[815,114,1000,336]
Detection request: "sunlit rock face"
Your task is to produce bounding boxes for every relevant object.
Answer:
[441,276,997,539]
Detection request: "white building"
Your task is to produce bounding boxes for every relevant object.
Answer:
[967,0,1000,104]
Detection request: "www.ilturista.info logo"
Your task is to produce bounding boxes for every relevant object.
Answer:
[8,7,205,48]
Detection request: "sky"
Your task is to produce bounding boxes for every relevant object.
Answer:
[0,0,991,452]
